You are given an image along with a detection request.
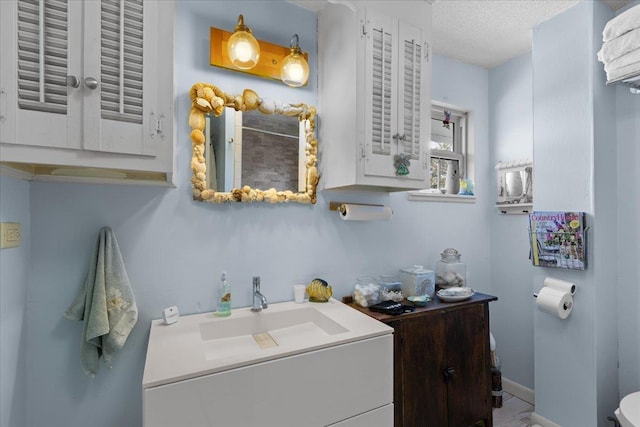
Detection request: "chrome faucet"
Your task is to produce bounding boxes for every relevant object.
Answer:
[251,276,268,311]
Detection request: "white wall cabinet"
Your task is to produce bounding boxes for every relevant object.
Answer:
[318,1,432,191]
[0,0,175,185]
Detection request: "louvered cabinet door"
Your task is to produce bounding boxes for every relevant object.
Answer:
[363,9,399,179]
[0,0,82,149]
[396,22,428,181]
[82,0,159,156]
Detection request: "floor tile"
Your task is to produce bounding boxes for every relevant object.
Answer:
[493,392,534,427]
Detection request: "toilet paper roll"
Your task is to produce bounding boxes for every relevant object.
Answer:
[338,204,393,221]
[536,287,573,319]
[543,277,576,295]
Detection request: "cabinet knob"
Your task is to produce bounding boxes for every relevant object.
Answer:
[66,75,80,88]
[443,367,455,381]
[84,77,99,90]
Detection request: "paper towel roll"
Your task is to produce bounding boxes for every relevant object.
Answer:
[338,204,393,221]
[536,286,573,319]
[544,277,576,295]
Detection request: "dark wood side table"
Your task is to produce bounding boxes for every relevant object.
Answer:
[346,292,498,427]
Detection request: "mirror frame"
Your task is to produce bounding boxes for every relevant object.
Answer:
[189,83,318,204]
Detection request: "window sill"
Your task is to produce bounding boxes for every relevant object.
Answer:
[407,190,477,203]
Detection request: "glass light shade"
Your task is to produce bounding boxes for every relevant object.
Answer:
[281,49,309,87]
[228,16,260,70]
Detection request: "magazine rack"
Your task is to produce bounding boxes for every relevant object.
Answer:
[529,211,588,270]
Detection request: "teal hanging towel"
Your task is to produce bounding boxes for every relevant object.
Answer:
[64,226,138,377]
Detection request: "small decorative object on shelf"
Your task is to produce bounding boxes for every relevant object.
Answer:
[495,160,532,214]
[306,278,333,302]
[458,178,474,195]
[529,211,587,270]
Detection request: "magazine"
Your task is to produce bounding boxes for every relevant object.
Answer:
[529,211,587,270]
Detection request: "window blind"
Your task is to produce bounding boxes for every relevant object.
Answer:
[17,0,68,114]
[371,26,392,156]
[402,39,421,159]
[100,0,143,124]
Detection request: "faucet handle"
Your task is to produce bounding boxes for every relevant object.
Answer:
[253,276,260,290]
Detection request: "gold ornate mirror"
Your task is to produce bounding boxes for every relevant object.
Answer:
[189,83,318,204]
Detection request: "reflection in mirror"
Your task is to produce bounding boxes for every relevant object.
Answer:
[205,109,305,194]
[189,83,318,204]
[495,161,533,205]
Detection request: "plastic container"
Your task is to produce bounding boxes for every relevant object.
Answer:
[352,276,381,307]
[435,248,467,289]
[215,272,231,317]
[399,265,435,298]
[379,274,404,302]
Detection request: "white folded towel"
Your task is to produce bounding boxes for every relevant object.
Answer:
[607,61,640,83]
[605,47,640,72]
[598,27,640,64]
[602,4,640,42]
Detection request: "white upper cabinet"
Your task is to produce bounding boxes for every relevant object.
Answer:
[318,1,431,191]
[0,0,175,184]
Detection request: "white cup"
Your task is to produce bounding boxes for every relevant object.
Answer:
[293,284,306,303]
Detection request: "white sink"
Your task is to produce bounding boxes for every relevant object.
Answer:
[143,299,392,389]
[199,306,349,360]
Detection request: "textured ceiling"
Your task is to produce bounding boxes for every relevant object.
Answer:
[431,0,580,68]
[290,0,635,69]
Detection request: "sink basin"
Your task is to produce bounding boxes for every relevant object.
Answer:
[143,299,393,388]
[199,306,349,360]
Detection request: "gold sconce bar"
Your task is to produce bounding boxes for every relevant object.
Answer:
[210,27,309,85]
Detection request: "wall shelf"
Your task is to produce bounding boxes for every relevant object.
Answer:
[496,203,532,215]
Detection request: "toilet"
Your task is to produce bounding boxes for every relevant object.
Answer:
[616,392,640,427]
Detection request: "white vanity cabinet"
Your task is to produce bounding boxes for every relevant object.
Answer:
[143,334,393,427]
[318,1,432,191]
[0,0,175,184]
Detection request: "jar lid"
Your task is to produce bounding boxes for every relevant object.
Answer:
[440,248,462,262]
[401,265,432,274]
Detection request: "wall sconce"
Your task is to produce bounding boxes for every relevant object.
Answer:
[281,34,310,87]
[210,20,309,86]
[227,15,260,70]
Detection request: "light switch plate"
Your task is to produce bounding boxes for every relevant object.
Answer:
[0,222,21,249]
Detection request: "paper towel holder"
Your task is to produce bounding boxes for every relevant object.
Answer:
[329,201,383,213]
[329,202,393,221]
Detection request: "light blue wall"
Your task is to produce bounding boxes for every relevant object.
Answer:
[11,2,492,426]
[0,175,29,427]
[488,53,534,389]
[532,1,619,425]
[616,1,640,401]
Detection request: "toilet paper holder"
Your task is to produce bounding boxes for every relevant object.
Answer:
[533,293,573,311]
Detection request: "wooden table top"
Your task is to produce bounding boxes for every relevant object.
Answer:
[344,292,498,323]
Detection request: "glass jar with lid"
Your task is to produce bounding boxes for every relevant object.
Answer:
[352,276,381,307]
[436,248,466,289]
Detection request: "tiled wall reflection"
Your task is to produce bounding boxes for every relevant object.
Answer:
[241,111,299,190]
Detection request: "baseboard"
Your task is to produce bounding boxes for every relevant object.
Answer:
[530,412,562,427]
[502,377,535,405]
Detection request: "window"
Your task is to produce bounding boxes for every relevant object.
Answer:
[408,103,474,202]
[429,106,466,192]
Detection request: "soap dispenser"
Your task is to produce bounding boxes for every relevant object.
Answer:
[216,272,231,317]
